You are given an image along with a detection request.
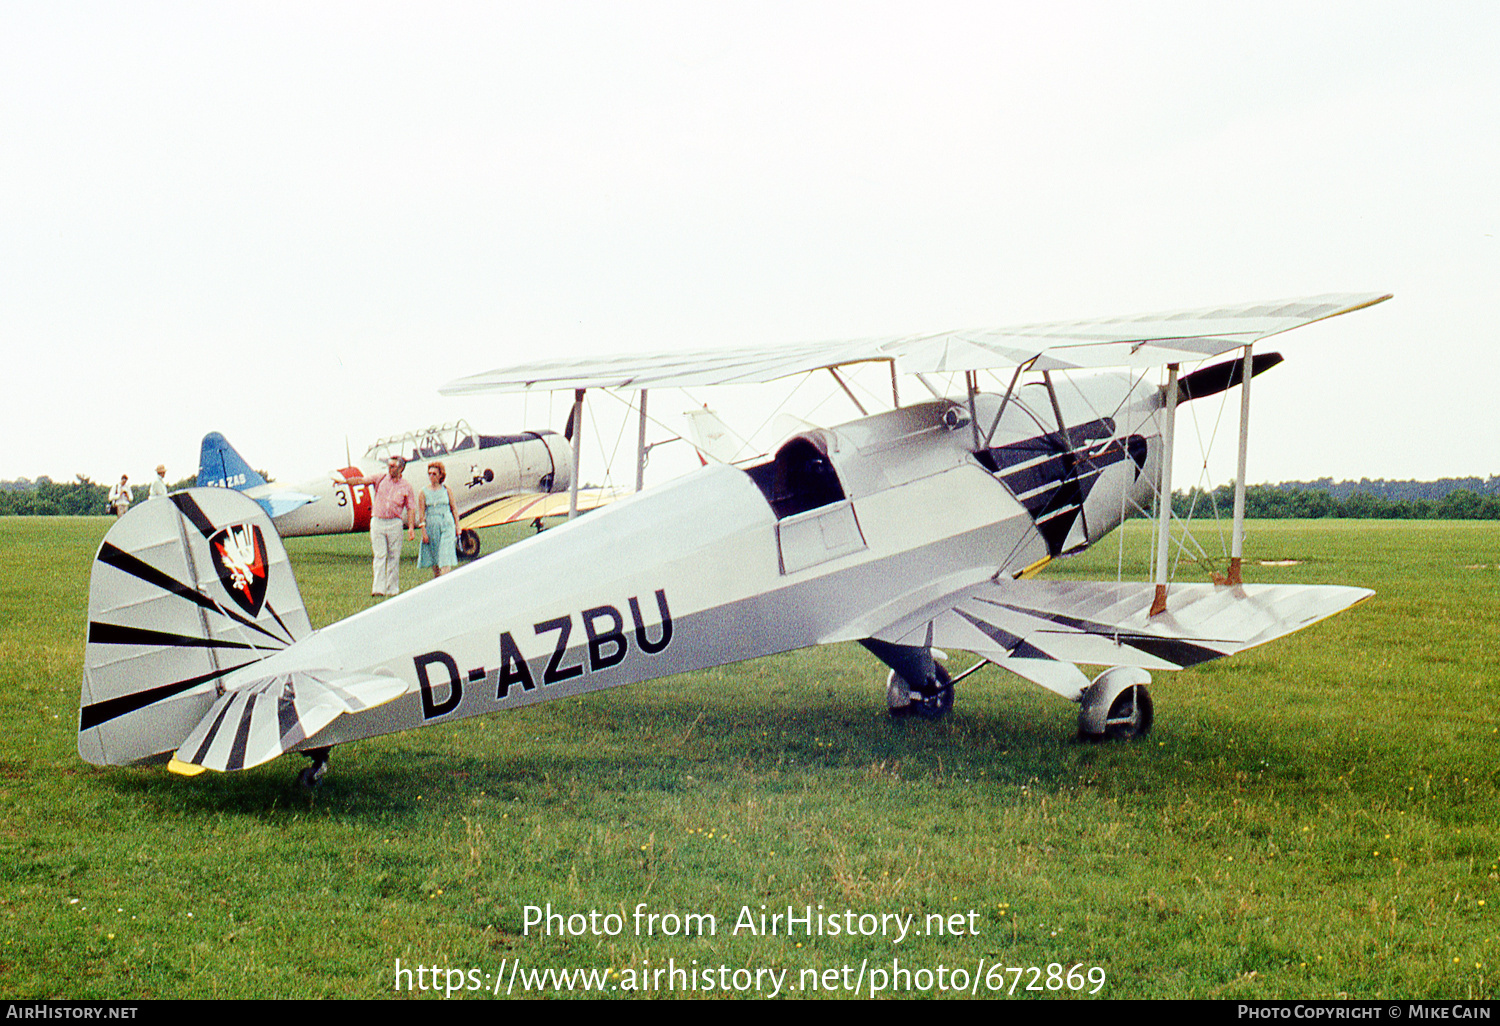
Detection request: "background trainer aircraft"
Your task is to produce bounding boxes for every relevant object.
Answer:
[196,421,602,558]
[83,293,1389,784]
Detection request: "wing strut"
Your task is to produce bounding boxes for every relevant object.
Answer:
[983,358,1035,447]
[828,368,868,416]
[1149,363,1180,616]
[965,372,981,451]
[635,389,649,493]
[1041,371,1069,441]
[568,389,584,520]
[1228,344,1253,585]
[906,370,942,399]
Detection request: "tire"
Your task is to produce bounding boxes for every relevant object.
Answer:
[888,664,954,720]
[457,529,482,561]
[1102,684,1153,741]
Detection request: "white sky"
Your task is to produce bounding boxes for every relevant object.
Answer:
[4,1,1496,489]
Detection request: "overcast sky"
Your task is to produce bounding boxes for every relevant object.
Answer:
[3,1,1496,490]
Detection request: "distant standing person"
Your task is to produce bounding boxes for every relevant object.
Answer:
[109,474,132,517]
[149,465,168,500]
[342,456,417,597]
[417,461,459,579]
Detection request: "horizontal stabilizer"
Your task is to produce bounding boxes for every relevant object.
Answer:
[874,579,1373,672]
[257,490,319,519]
[172,670,406,774]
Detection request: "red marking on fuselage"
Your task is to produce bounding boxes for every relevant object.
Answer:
[338,467,373,532]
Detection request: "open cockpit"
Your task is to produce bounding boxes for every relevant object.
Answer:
[744,433,846,520]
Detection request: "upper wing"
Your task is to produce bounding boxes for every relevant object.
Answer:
[440,293,1390,394]
[871,578,1372,693]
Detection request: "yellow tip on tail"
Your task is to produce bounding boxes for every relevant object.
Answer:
[168,757,207,777]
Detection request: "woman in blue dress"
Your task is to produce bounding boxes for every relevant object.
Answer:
[417,461,460,578]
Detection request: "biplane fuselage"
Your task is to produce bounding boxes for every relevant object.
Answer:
[236,375,1161,748]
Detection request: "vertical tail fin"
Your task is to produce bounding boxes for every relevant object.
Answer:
[78,488,312,766]
[682,405,750,465]
[196,432,269,491]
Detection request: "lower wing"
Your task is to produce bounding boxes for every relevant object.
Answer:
[458,487,630,530]
[871,579,1372,697]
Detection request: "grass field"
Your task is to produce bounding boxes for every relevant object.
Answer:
[1,515,1496,999]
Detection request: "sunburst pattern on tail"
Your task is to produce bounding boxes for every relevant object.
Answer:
[168,669,405,774]
[79,489,402,773]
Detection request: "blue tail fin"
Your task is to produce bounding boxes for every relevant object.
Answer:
[197,432,268,491]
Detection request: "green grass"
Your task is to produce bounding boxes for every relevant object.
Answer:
[1,516,1496,999]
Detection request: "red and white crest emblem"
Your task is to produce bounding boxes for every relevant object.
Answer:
[210,523,269,616]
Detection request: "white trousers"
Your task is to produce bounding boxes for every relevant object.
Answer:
[371,517,405,595]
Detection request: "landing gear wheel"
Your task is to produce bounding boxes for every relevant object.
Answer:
[1101,684,1153,740]
[887,664,954,721]
[1077,667,1153,741]
[298,748,331,791]
[457,529,482,561]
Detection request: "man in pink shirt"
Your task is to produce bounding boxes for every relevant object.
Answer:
[345,456,418,597]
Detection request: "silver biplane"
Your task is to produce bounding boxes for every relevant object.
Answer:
[79,293,1389,784]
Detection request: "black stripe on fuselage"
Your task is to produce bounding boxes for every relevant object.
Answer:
[980,421,1144,557]
[1004,449,1119,503]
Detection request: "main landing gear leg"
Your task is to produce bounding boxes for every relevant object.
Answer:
[298,747,331,791]
[860,639,954,720]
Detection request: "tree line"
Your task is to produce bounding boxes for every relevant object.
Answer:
[4,473,1499,519]
[0,475,197,516]
[1170,484,1500,520]
[1262,476,1500,502]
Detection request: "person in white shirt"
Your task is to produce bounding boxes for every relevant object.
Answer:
[149,465,168,500]
[109,475,132,517]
